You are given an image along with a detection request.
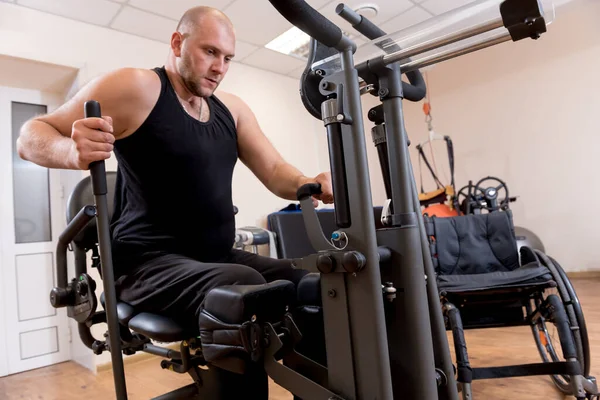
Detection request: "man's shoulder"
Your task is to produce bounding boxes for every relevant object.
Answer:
[101,67,161,94]
[213,90,250,124]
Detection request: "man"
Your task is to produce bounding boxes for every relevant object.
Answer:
[17,6,331,396]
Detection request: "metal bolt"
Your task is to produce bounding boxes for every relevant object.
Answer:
[378,88,389,97]
[328,289,336,298]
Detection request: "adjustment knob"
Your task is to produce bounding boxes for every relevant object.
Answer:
[342,251,366,273]
[50,287,74,308]
[76,281,88,296]
[316,254,335,274]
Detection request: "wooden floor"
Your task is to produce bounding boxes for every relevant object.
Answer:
[1,277,599,400]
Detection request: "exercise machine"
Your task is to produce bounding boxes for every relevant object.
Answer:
[50,0,597,399]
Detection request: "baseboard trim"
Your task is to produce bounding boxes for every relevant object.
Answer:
[566,271,600,279]
[96,342,180,373]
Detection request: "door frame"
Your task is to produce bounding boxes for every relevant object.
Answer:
[0,86,71,375]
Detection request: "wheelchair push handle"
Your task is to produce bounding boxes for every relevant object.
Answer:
[84,100,109,196]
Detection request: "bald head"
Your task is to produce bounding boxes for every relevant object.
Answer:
[176,6,234,34]
[169,6,236,98]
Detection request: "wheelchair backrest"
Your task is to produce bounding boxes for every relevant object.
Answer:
[66,170,118,251]
[423,211,520,276]
[267,207,384,259]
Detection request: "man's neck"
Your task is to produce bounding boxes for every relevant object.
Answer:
[164,66,202,104]
[164,65,207,120]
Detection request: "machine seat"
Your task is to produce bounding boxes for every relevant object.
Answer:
[102,280,297,344]
[128,312,192,343]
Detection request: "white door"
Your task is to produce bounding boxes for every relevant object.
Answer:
[0,86,70,375]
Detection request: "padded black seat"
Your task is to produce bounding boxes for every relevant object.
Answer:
[437,262,554,293]
[128,312,190,343]
[100,293,193,342]
[101,280,297,344]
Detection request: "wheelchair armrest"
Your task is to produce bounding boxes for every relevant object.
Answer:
[520,245,540,265]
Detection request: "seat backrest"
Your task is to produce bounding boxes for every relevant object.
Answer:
[268,209,337,259]
[66,170,118,250]
[267,207,384,259]
[423,211,520,276]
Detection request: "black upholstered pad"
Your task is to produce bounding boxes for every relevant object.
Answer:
[101,292,192,342]
[203,280,295,324]
[437,262,554,293]
[128,312,194,343]
[297,272,321,305]
[100,293,137,325]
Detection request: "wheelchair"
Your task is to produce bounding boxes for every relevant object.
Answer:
[424,210,596,398]
[417,174,597,397]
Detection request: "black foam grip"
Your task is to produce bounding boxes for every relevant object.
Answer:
[84,100,108,195]
[268,0,342,48]
[296,183,322,201]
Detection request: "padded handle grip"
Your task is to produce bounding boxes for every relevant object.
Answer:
[268,0,343,49]
[296,183,322,201]
[84,100,108,195]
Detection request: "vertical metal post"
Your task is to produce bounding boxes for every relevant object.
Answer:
[85,101,128,400]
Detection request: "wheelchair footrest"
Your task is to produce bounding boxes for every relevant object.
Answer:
[198,280,296,373]
[472,361,582,380]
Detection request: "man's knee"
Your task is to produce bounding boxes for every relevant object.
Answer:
[218,264,267,286]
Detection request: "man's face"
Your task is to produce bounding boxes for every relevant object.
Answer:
[176,17,236,97]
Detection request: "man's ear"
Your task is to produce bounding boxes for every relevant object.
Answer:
[171,32,183,57]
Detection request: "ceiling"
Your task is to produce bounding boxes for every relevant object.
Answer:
[0,0,570,79]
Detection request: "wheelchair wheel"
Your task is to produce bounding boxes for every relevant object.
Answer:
[550,255,591,377]
[527,251,591,394]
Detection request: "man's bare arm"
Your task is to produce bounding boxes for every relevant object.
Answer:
[17,68,159,169]
[228,93,333,203]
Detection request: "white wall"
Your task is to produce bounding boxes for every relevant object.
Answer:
[0,2,327,369]
[400,0,600,271]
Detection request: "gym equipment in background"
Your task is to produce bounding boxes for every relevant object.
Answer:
[234,225,278,258]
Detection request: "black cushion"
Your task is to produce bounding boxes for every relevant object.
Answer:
[66,170,118,250]
[204,280,295,325]
[297,272,321,305]
[101,292,191,342]
[128,312,193,343]
[424,211,520,275]
[100,292,137,325]
[437,262,554,293]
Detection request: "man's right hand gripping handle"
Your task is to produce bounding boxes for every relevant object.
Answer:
[69,106,115,170]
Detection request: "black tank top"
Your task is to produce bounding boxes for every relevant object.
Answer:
[110,66,238,270]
